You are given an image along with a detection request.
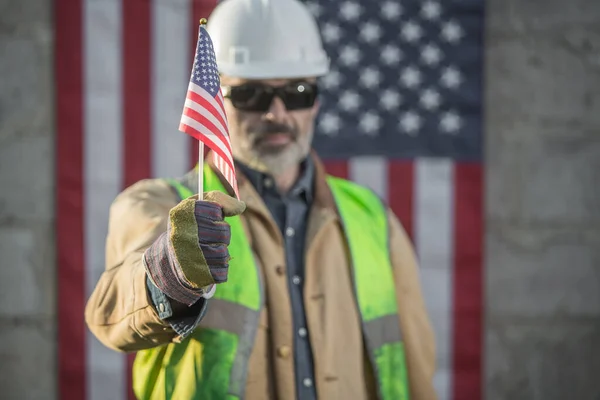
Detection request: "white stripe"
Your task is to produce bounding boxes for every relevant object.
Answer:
[180,115,234,168]
[217,90,227,121]
[215,155,235,190]
[84,1,126,400]
[183,93,230,142]
[414,158,454,400]
[152,0,191,178]
[348,156,388,199]
[189,82,228,125]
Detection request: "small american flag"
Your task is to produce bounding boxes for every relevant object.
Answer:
[179,23,239,198]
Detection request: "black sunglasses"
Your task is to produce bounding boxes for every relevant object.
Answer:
[222,81,319,112]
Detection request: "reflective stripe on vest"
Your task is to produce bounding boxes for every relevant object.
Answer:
[132,167,409,400]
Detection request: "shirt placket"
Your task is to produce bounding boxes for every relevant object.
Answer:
[283,193,317,400]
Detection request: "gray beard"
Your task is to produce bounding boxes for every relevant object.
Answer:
[236,135,312,177]
[259,144,305,175]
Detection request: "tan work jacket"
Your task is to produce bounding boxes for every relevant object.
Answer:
[85,154,437,400]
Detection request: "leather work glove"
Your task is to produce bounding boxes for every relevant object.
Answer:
[143,191,246,306]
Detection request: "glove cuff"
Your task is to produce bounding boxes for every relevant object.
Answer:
[143,232,206,306]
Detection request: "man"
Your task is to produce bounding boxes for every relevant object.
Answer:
[85,0,437,398]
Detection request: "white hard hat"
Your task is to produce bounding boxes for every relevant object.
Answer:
[206,0,330,79]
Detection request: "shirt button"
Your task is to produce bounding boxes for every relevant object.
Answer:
[285,227,295,237]
[277,345,291,359]
[298,327,307,338]
[303,378,313,387]
[264,178,273,188]
[158,303,165,313]
[292,275,301,285]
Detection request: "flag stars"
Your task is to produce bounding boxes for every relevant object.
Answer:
[421,1,441,20]
[401,66,422,88]
[420,88,441,110]
[340,1,362,21]
[322,22,342,43]
[381,45,402,65]
[360,21,382,43]
[399,111,422,135]
[440,111,462,133]
[278,2,474,145]
[421,44,443,66]
[381,1,402,20]
[380,89,401,110]
[359,112,382,135]
[339,91,361,111]
[441,66,462,88]
[401,20,422,43]
[360,67,381,88]
[321,69,342,89]
[339,45,361,67]
[441,21,463,43]
[319,112,341,135]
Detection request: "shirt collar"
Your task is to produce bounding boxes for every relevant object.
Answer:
[235,157,315,203]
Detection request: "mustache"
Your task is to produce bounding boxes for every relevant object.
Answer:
[252,123,297,139]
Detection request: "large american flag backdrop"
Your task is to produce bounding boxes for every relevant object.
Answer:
[55,0,484,399]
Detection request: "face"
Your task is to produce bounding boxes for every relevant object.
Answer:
[220,76,320,176]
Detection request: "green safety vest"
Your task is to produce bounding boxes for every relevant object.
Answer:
[132,166,409,400]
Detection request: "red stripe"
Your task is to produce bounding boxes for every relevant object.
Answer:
[182,104,232,155]
[180,122,236,177]
[123,0,151,189]
[188,88,228,131]
[216,90,225,110]
[387,160,415,240]
[55,0,85,398]
[452,163,483,400]
[123,1,152,398]
[322,160,349,179]
[190,0,218,169]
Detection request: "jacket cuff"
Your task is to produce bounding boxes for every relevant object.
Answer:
[143,231,205,305]
[146,275,208,338]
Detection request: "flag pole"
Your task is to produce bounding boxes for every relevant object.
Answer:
[197,18,215,299]
[198,142,204,200]
[197,18,207,201]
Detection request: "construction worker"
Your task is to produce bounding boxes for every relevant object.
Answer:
[85,0,436,398]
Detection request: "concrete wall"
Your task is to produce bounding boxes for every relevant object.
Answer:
[485,0,600,399]
[0,0,56,399]
[0,0,599,399]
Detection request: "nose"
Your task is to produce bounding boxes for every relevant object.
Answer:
[263,96,287,122]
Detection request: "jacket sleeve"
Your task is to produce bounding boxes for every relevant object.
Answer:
[387,209,438,400]
[85,178,203,353]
